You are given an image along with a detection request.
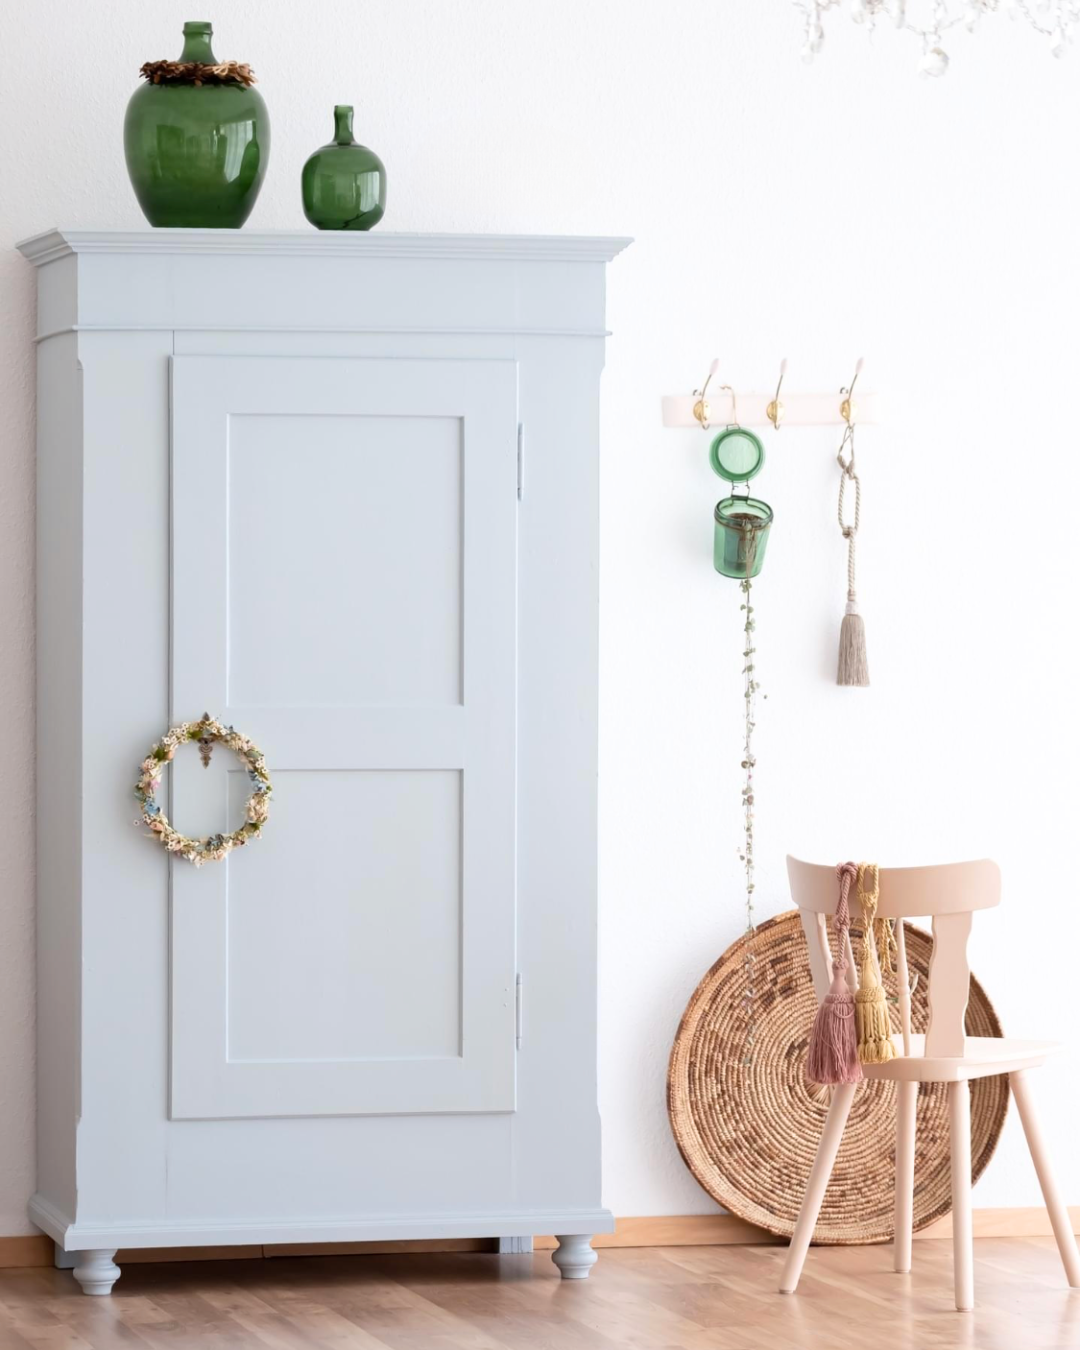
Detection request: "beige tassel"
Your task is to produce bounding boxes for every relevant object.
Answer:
[837,599,869,687]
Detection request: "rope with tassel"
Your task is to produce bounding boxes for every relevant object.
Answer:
[836,366,870,686]
[806,862,862,1085]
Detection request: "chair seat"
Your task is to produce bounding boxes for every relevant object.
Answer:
[860,1033,1060,1083]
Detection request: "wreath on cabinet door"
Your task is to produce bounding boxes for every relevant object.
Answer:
[134,714,272,866]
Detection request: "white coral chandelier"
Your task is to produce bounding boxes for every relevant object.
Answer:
[794,1,1078,75]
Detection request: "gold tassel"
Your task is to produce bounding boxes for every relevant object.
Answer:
[855,982,895,1063]
[854,863,895,1065]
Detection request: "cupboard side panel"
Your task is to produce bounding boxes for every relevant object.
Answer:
[35,331,83,1222]
[513,330,609,1214]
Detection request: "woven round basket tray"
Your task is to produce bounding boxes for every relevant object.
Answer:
[668,910,1008,1244]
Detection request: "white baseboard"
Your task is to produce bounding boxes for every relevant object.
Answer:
[27,1193,614,1251]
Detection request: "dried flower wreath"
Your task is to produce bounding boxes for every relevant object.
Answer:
[134,714,272,866]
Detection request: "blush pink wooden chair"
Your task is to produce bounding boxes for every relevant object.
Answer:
[781,857,1080,1312]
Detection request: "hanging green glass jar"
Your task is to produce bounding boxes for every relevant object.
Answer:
[714,496,772,579]
[708,404,772,578]
[124,21,270,228]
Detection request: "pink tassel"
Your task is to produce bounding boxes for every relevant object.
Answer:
[807,963,862,1085]
[806,861,863,1086]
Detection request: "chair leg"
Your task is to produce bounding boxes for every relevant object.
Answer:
[780,1081,856,1294]
[948,1080,974,1311]
[1009,1069,1080,1288]
[894,1079,917,1274]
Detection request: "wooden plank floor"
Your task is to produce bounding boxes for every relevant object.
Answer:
[1,1240,1078,1349]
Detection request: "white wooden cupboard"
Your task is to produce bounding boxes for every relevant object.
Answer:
[18,228,629,1294]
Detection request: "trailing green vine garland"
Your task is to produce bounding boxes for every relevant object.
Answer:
[738,525,760,1063]
[134,714,272,866]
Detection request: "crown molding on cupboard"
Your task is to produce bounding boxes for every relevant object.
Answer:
[17,228,634,267]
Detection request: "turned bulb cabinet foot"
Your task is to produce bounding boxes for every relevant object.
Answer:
[552,1234,600,1279]
[18,228,629,1292]
[72,1251,121,1297]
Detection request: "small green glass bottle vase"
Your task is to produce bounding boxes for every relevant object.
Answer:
[302,106,386,231]
[714,497,773,579]
[124,21,269,228]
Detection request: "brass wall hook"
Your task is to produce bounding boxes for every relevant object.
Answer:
[839,357,864,427]
[692,358,721,430]
[766,358,788,431]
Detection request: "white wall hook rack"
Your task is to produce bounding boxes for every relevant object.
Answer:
[661,390,881,430]
[661,358,880,430]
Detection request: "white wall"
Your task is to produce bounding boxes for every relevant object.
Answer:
[2,0,1079,1235]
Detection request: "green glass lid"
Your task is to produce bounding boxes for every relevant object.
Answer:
[709,426,765,483]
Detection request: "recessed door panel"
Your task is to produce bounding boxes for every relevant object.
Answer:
[225,768,463,1063]
[227,413,463,708]
[169,356,518,1119]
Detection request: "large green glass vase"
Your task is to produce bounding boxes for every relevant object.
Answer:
[301,106,386,231]
[124,22,269,228]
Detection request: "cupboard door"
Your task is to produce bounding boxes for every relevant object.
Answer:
[168,356,518,1120]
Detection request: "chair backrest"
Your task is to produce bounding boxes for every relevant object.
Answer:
[787,856,1001,1058]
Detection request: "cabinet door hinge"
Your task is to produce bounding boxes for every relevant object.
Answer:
[515,973,523,1049]
[517,423,525,501]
